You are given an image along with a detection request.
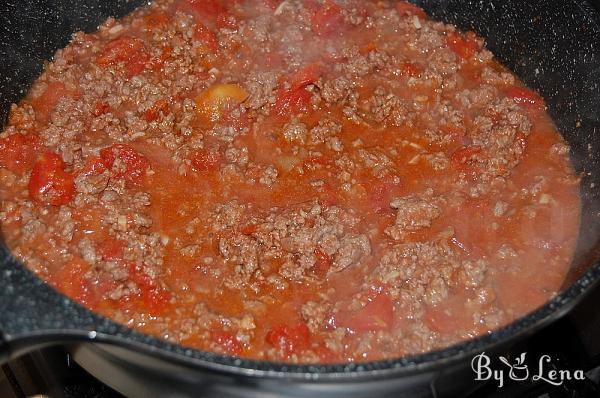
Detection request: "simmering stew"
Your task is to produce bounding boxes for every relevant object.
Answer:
[0,0,580,363]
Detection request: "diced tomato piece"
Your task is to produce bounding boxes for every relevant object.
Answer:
[336,289,394,332]
[398,62,421,77]
[265,323,310,355]
[143,99,169,122]
[32,81,71,119]
[211,330,243,356]
[216,12,238,29]
[99,144,150,185]
[96,37,149,77]
[193,24,219,53]
[240,223,257,235]
[446,31,479,59]
[191,147,222,173]
[450,145,481,165]
[396,1,427,19]
[311,0,345,37]
[128,262,171,314]
[186,0,226,21]
[313,247,332,278]
[77,155,107,177]
[28,152,75,206]
[98,239,126,261]
[93,101,110,117]
[274,87,313,116]
[505,86,545,109]
[288,63,323,90]
[0,133,41,173]
[144,11,169,30]
[147,46,172,72]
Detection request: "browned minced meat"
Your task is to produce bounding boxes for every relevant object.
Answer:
[0,0,580,363]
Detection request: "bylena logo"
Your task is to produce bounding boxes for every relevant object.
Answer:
[471,352,585,388]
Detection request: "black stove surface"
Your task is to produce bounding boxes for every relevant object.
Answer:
[2,283,600,398]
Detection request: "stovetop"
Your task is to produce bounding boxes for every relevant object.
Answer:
[2,282,600,398]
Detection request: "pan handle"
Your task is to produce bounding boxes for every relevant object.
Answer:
[0,245,99,364]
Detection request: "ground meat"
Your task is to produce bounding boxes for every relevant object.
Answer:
[493,200,509,217]
[212,200,371,286]
[259,165,279,186]
[74,171,110,195]
[282,118,308,143]
[308,119,342,145]
[301,300,331,333]
[0,0,579,364]
[321,77,353,105]
[386,191,443,240]
[244,71,278,110]
[361,86,410,126]
[77,237,98,264]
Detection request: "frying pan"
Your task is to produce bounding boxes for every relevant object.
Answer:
[1,0,600,397]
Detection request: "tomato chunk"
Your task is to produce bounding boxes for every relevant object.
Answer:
[0,133,41,173]
[274,87,313,116]
[216,12,238,29]
[336,290,394,332]
[100,144,150,185]
[144,11,169,30]
[28,152,75,206]
[78,156,107,177]
[288,63,323,90]
[32,81,71,120]
[505,86,545,109]
[98,239,126,261]
[211,330,243,356]
[398,62,422,77]
[193,23,219,53]
[186,0,226,20]
[143,99,170,122]
[396,1,427,19]
[96,37,149,77]
[311,1,345,37]
[128,262,171,314]
[313,247,332,278]
[446,31,479,59]
[240,223,257,235]
[265,323,310,355]
[93,101,110,117]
